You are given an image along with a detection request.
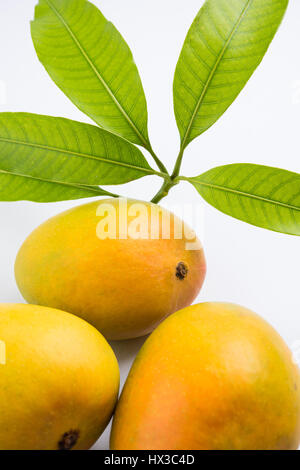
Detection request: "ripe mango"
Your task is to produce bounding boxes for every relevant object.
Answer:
[0,304,119,450]
[15,198,206,340]
[110,303,300,450]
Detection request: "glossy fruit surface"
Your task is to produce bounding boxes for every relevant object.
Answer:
[111,302,300,450]
[15,198,206,340]
[0,303,119,450]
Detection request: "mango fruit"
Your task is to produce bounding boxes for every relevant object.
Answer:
[110,303,300,450]
[0,304,119,450]
[15,198,206,340]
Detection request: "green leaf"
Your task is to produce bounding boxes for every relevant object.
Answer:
[174,0,288,150]
[31,0,151,148]
[187,164,300,236]
[0,113,155,192]
[0,171,114,203]
[0,112,157,202]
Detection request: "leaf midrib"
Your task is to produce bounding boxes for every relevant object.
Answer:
[191,178,300,212]
[0,168,109,194]
[44,0,149,148]
[181,0,253,149]
[0,136,154,175]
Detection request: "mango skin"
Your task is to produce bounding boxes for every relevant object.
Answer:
[0,304,119,450]
[15,198,206,340]
[110,303,300,450]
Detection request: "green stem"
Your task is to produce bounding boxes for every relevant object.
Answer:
[151,169,170,179]
[151,178,176,204]
[147,144,169,175]
[175,175,189,182]
[151,145,186,204]
[171,146,185,180]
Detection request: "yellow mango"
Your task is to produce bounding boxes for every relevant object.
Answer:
[0,304,119,450]
[15,199,206,340]
[111,303,300,450]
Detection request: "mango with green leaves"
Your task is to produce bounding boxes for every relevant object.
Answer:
[15,198,206,340]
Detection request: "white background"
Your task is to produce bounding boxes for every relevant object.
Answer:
[0,0,299,450]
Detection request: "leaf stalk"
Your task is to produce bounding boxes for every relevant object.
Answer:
[151,145,185,204]
[146,144,169,175]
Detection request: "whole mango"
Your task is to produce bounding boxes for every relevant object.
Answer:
[15,198,206,340]
[110,303,300,450]
[0,304,119,450]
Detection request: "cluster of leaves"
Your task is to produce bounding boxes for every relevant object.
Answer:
[0,0,299,236]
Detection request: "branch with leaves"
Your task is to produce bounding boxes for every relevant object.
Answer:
[0,0,298,236]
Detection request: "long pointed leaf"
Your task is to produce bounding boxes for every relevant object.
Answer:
[31,0,151,148]
[187,164,300,236]
[174,0,288,150]
[0,170,113,202]
[0,113,155,192]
